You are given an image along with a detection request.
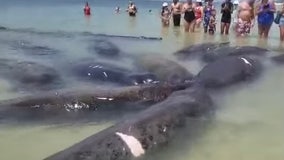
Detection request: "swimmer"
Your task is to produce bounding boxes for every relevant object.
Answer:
[256,0,276,38]
[161,2,171,26]
[203,0,215,33]
[209,9,217,34]
[115,6,120,13]
[84,2,91,15]
[171,0,183,26]
[183,0,196,32]
[221,0,234,35]
[235,0,255,36]
[127,1,138,17]
[195,0,204,28]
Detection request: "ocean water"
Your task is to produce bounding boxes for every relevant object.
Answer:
[0,0,284,160]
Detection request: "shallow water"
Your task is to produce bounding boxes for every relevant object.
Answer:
[1,0,284,159]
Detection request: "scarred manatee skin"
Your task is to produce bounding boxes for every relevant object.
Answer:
[195,56,261,88]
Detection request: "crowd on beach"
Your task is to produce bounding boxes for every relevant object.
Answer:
[83,0,284,41]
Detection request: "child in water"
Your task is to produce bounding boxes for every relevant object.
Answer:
[209,9,217,34]
[161,2,171,26]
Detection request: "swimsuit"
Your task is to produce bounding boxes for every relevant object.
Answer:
[184,7,195,23]
[172,3,182,26]
[203,6,213,29]
[128,5,137,16]
[221,2,233,23]
[195,6,202,20]
[236,18,251,35]
[257,3,274,26]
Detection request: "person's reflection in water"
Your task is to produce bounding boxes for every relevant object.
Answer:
[173,27,182,38]
[128,14,137,31]
[84,14,91,26]
[161,26,170,38]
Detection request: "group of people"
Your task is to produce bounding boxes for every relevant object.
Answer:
[160,0,284,41]
[83,0,284,41]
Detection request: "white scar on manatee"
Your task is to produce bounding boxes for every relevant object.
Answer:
[240,57,252,66]
[115,132,145,157]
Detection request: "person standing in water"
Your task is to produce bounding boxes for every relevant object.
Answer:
[171,0,183,26]
[256,0,276,38]
[183,0,196,32]
[209,9,217,34]
[127,1,138,17]
[195,0,204,28]
[203,0,215,33]
[278,3,284,41]
[161,2,171,27]
[235,0,255,36]
[115,6,120,14]
[221,0,234,34]
[84,2,91,15]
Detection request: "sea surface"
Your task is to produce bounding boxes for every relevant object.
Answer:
[0,0,284,159]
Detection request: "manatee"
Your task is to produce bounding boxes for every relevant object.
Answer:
[135,55,194,84]
[71,60,160,86]
[0,83,191,123]
[195,56,261,88]
[202,46,268,63]
[9,40,59,56]
[0,26,7,30]
[45,87,213,160]
[0,59,62,90]
[90,39,120,57]
[271,54,284,64]
[174,42,230,59]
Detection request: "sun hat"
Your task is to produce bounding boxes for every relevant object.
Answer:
[162,2,168,7]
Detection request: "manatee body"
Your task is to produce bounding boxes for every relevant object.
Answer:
[90,39,120,57]
[10,41,58,56]
[135,55,194,84]
[174,42,230,59]
[45,87,213,160]
[71,60,159,86]
[202,46,268,63]
[0,59,62,90]
[271,54,284,64]
[0,26,7,30]
[195,56,261,88]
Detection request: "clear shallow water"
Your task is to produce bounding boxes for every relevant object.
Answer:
[0,0,284,160]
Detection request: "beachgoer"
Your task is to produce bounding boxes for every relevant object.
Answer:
[171,0,183,26]
[203,0,215,33]
[232,0,239,31]
[115,6,120,13]
[256,0,276,38]
[183,0,196,32]
[161,2,171,26]
[195,0,204,28]
[84,2,91,15]
[209,9,217,34]
[279,4,284,41]
[221,0,234,34]
[235,0,255,36]
[127,1,138,17]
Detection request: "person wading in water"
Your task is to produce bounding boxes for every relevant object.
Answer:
[171,0,183,26]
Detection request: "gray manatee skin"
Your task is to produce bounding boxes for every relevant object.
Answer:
[271,54,284,64]
[135,55,194,85]
[70,60,159,86]
[174,42,230,59]
[10,41,59,56]
[0,83,191,123]
[45,87,213,160]
[202,46,268,63]
[194,56,261,88]
[0,26,7,30]
[90,39,120,57]
[0,59,62,91]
